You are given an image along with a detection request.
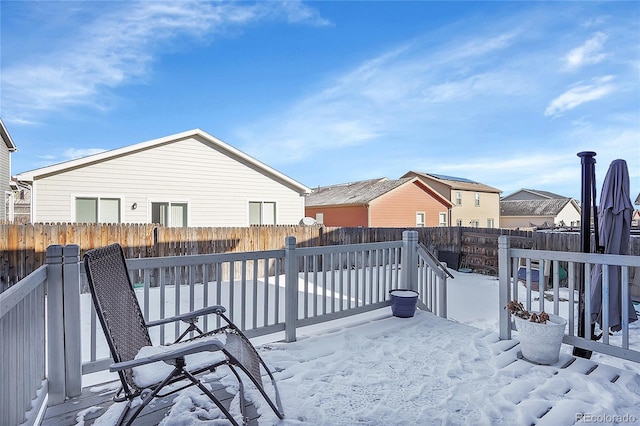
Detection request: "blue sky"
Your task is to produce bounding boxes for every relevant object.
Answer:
[1,1,639,201]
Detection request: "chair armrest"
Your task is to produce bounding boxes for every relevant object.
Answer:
[145,305,226,328]
[109,339,225,372]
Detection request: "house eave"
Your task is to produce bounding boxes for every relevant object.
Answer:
[0,118,17,152]
[14,129,311,195]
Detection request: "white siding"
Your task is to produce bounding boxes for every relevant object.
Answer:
[32,137,306,226]
[0,146,10,221]
[555,203,581,227]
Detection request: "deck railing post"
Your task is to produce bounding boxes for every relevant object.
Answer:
[46,245,66,406]
[63,245,82,398]
[437,273,447,319]
[401,230,418,292]
[284,236,298,342]
[498,236,512,340]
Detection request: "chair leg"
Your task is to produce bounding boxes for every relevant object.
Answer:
[115,400,132,426]
[182,368,241,426]
[230,363,284,419]
[124,366,182,426]
[227,365,249,425]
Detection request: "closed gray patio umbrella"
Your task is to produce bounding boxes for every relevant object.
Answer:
[590,159,638,332]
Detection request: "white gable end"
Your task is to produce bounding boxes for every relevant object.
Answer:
[24,132,309,226]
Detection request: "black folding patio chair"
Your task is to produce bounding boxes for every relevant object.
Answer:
[84,243,284,426]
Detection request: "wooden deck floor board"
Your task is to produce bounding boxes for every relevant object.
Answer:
[42,378,258,426]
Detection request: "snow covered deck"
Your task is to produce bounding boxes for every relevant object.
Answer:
[41,309,640,425]
[4,233,640,425]
[40,379,258,425]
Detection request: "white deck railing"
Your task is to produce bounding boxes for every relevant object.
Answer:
[2,230,450,422]
[0,265,47,426]
[82,231,447,374]
[0,245,82,425]
[498,235,640,363]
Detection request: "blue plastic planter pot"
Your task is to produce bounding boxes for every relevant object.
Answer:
[389,289,419,318]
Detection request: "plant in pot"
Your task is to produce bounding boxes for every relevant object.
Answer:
[505,300,567,365]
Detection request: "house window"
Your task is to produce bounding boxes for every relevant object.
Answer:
[439,213,447,227]
[152,202,187,227]
[416,212,425,227]
[456,219,463,226]
[487,218,494,229]
[456,192,462,205]
[315,213,324,225]
[249,201,276,225]
[76,197,121,223]
[475,192,480,207]
[470,220,479,228]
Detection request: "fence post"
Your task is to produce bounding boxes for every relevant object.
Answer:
[401,230,418,291]
[498,236,511,340]
[63,245,82,397]
[46,245,65,406]
[284,236,298,343]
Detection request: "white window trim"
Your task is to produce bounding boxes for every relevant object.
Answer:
[5,191,14,222]
[438,212,447,227]
[416,211,426,227]
[71,194,125,223]
[247,200,278,226]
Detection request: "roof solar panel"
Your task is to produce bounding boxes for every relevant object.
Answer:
[428,173,477,184]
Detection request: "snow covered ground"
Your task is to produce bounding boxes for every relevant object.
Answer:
[86,269,640,425]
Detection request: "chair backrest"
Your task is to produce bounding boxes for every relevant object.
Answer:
[84,243,152,388]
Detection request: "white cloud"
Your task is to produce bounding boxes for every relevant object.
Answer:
[544,76,615,117]
[564,32,608,71]
[238,30,527,164]
[1,1,328,123]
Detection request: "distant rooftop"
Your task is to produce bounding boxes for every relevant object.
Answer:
[402,171,502,193]
[500,198,576,216]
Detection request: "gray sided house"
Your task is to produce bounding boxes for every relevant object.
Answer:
[500,189,581,229]
[0,118,18,221]
[15,129,311,226]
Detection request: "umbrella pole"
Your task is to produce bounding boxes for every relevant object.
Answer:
[574,151,596,359]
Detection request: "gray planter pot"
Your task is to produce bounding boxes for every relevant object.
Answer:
[389,289,419,318]
[514,313,567,365]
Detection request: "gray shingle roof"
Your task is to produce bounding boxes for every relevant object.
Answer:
[522,189,567,199]
[500,199,573,216]
[306,178,414,207]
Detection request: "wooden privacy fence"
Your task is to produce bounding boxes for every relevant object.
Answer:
[1,223,637,291]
